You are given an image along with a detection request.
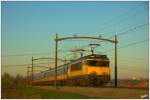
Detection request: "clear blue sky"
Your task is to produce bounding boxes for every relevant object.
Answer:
[2,1,149,79]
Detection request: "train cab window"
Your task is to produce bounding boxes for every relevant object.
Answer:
[87,60,109,67]
[87,60,98,66]
[99,61,109,67]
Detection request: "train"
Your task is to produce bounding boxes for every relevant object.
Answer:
[32,54,111,86]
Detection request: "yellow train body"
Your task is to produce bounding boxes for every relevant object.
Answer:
[68,61,111,77]
[32,54,111,86]
[68,66,110,76]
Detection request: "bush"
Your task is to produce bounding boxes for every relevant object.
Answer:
[2,73,14,89]
[1,73,27,90]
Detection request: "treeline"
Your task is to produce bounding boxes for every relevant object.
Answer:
[1,73,28,90]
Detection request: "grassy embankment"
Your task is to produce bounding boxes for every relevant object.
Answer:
[2,86,97,99]
[1,73,96,99]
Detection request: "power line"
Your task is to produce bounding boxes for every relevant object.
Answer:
[7,37,145,60]
[2,62,52,67]
[100,22,148,41]
[118,59,147,63]
[117,55,147,60]
[94,22,148,51]
[103,39,148,53]
[107,53,147,60]
[118,39,148,49]
[2,64,31,67]
[118,57,147,61]
[118,68,147,73]
[95,3,145,34]
[2,22,148,58]
[2,52,50,57]
[2,59,67,68]
[118,62,147,67]
[102,3,143,26]
[117,23,148,36]
[118,64,148,70]
[99,9,146,34]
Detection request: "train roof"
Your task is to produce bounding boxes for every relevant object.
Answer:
[70,54,109,62]
[34,54,109,75]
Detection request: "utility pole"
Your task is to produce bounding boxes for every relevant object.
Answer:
[55,33,58,88]
[64,58,67,84]
[27,66,32,85]
[31,57,33,86]
[27,66,29,85]
[114,35,117,87]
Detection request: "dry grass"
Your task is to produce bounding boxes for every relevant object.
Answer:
[36,86,149,99]
[1,86,95,99]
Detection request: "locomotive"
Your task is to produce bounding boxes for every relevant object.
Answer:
[32,54,111,86]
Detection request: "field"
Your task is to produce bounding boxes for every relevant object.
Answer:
[1,73,149,99]
[2,86,148,99]
[1,86,95,99]
[36,86,149,99]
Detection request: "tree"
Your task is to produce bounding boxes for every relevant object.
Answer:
[1,73,14,90]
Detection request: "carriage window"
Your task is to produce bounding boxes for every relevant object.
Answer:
[71,62,82,71]
[87,60,109,67]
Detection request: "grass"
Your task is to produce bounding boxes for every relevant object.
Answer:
[2,86,148,99]
[2,86,96,99]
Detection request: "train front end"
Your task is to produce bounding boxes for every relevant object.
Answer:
[84,54,111,85]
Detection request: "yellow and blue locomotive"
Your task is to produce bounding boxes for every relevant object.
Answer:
[32,54,111,86]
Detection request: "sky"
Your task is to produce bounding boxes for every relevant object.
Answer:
[1,1,149,79]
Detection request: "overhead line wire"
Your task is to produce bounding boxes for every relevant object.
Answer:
[101,3,143,26]
[2,22,148,58]
[117,23,148,36]
[103,39,148,53]
[98,7,146,33]
[2,52,51,57]
[95,3,145,33]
